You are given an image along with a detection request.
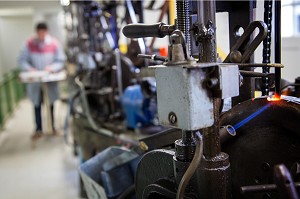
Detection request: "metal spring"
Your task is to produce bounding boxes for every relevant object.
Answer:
[176,0,191,53]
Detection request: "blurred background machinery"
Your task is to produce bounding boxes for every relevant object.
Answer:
[61,1,169,197]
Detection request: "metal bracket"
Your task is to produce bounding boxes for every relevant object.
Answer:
[224,21,268,63]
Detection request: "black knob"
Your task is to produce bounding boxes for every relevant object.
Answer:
[122,22,174,38]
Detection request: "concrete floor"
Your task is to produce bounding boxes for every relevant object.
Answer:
[0,99,81,199]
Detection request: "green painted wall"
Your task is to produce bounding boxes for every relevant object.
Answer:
[0,69,25,128]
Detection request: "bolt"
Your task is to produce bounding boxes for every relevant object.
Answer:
[207,77,218,88]
[229,50,242,63]
[139,141,149,151]
[262,162,271,172]
[168,112,177,124]
[239,73,244,86]
[171,34,181,44]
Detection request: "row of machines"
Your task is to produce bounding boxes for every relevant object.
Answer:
[62,0,300,199]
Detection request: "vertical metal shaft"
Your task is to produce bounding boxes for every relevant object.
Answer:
[275,0,281,95]
[203,98,221,158]
[197,0,217,63]
[196,0,220,158]
[115,48,123,96]
[176,0,191,54]
[262,0,273,96]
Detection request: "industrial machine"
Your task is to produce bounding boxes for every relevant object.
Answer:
[120,0,300,199]
[63,0,300,198]
[62,1,167,197]
[63,0,164,156]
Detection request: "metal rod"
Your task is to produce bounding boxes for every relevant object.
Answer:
[100,15,115,49]
[238,63,284,68]
[240,70,273,78]
[240,183,300,194]
[115,48,123,96]
[203,98,221,158]
[196,0,220,158]
[138,54,168,62]
[275,0,281,95]
[197,0,216,63]
[274,164,299,199]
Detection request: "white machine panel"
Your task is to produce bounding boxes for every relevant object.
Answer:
[155,66,214,130]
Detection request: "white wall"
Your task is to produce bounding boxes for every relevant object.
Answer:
[0,16,33,73]
[216,12,230,56]
[0,17,4,81]
[45,12,66,47]
[282,37,300,82]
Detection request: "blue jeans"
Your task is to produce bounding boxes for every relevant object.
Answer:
[34,104,54,132]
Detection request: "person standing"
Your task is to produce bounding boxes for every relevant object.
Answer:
[19,22,66,139]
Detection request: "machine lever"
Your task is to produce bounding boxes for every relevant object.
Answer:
[122,22,175,38]
[224,21,268,63]
[138,54,168,62]
[240,164,300,199]
[274,164,300,199]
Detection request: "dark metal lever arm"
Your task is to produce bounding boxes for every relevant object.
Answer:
[122,22,175,38]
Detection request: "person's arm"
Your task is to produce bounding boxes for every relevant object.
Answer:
[18,43,35,72]
[45,42,66,72]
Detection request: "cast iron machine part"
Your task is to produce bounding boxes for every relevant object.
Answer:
[220,96,300,199]
[122,1,300,199]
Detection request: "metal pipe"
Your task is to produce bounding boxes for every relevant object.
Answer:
[240,70,273,78]
[240,183,300,194]
[238,63,284,68]
[197,0,217,62]
[274,164,300,199]
[100,15,115,49]
[203,98,222,158]
[196,0,220,158]
[275,0,281,95]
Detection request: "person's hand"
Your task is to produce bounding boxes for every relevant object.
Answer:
[44,66,53,73]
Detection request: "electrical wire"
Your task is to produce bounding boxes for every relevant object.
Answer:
[176,131,203,199]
